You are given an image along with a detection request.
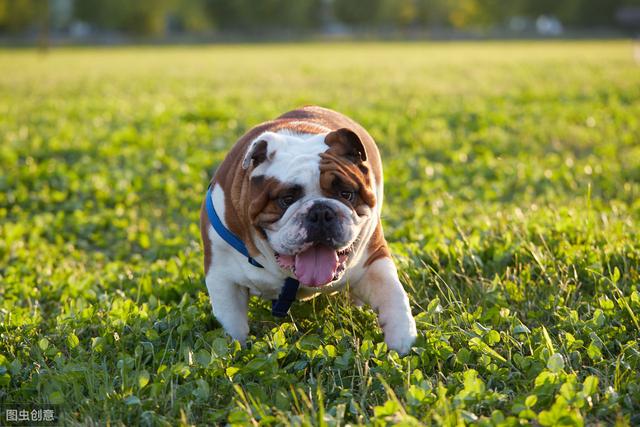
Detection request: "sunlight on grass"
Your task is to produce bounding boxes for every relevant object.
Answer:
[0,41,639,425]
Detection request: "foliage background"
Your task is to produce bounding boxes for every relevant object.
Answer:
[1,0,640,37]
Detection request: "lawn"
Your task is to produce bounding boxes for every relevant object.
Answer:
[0,41,639,426]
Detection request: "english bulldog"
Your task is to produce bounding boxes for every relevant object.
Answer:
[200,106,417,354]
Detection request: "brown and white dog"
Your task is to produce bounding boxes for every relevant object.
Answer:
[200,106,416,353]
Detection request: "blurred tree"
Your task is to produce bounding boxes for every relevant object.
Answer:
[0,0,46,33]
[414,0,450,27]
[377,0,417,27]
[203,0,321,31]
[74,0,171,35]
[333,0,381,26]
[469,0,527,27]
[448,0,481,28]
[169,0,211,32]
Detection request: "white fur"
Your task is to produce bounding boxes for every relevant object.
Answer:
[350,257,417,354]
[249,131,328,188]
[204,129,416,353]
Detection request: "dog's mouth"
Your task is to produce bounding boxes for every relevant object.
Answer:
[274,243,354,287]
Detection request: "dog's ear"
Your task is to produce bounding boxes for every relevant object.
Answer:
[242,132,280,169]
[324,128,367,163]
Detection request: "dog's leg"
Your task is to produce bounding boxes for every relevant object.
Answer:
[206,275,249,344]
[351,257,417,354]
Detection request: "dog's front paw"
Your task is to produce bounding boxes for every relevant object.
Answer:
[383,315,417,355]
[226,323,249,346]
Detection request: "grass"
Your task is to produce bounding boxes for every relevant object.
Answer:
[0,41,639,426]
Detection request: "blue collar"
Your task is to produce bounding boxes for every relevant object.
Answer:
[205,186,299,317]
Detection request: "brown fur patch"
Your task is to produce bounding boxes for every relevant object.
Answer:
[248,176,302,228]
[246,139,269,168]
[319,150,376,213]
[199,198,213,274]
[324,128,367,163]
[364,222,390,267]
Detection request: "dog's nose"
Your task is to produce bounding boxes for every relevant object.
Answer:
[305,203,340,243]
[308,204,336,226]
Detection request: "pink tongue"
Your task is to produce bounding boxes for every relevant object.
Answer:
[295,245,339,286]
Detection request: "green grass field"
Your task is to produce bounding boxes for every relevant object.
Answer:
[1,41,639,426]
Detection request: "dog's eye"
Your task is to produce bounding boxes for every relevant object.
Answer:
[278,195,296,209]
[340,191,355,202]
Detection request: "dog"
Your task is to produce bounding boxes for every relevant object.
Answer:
[200,106,417,353]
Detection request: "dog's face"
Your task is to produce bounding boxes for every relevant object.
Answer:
[243,128,377,286]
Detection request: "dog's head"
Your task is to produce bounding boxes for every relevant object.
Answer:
[242,128,377,286]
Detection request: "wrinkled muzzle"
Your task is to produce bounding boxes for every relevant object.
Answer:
[269,198,357,287]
